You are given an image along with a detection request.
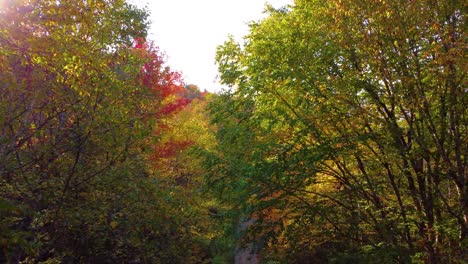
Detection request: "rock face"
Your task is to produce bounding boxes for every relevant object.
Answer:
[234,218,260,264]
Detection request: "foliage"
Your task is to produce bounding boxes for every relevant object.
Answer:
[208,0,466,263]
[0,0,218,262]
[1,0,465,263]
[148,85,224,263]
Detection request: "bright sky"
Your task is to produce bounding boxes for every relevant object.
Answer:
[129,0,294,92]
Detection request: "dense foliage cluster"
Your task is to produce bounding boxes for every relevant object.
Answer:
[207,0,466,263]
[0,0,465,263]
[0,0,217,262]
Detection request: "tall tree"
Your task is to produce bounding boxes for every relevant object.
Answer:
[209,0,466,262]
[0,0,203,262]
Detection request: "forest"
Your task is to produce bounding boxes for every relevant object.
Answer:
[0,0,466,263]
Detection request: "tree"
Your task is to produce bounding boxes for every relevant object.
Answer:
[208,0,466,262]
[0,0,206,262]
[148,82,224,262]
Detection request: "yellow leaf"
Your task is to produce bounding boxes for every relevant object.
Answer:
[110,221,118,229]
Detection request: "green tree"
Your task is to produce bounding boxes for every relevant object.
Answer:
[0,0,200,262]
[208,0,466,263]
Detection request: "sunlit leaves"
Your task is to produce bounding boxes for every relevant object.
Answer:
[0,0,161,262]
[210,0,466,262]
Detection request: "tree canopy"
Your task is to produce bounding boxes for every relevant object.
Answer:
[208,0,466,262]
[0,0,217,262]
[0,0,466,263]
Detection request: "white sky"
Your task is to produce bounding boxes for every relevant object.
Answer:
[129,0,294,92]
